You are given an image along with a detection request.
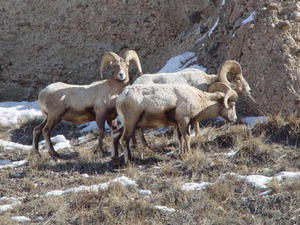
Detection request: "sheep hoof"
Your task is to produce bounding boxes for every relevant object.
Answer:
[30,151,41,158]
[178,153,187,160]
[49,151,62,160]
[111,156,124,168]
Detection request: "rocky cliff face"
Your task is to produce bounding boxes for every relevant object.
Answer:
[0,0,299,116]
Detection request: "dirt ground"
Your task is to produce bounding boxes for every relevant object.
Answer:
[0,116,299,224]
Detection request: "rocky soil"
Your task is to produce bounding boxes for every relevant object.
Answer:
[0,0,299,116]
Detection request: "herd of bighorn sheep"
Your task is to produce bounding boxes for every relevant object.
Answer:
[31,49,261,165]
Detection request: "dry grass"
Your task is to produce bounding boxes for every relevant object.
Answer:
[0,116,299,224]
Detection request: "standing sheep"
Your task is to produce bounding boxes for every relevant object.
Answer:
[32,50,142,159]
[113,82,238,165]
[132,60,253,144]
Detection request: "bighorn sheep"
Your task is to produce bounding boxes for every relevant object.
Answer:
[32,50,142,159]
[134,60,253,99]
[113,82,238,165]
[132,60,253,143]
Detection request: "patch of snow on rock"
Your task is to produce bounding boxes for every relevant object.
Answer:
[158,52,207,73]
[234,171,300,189]
[241,116,269,129]
[0,140,32,151]
[0,160,11,166]
[11,216,31,223]
[181,182,211,191]
[0,198,22,213]
[79,121,111,133]
[0,101,42,128]
[208,18,219,37]
[45,176,137,197]
[139,190,152,195]
[0,159,28,169]
[241,11,256,25]
[1,135,71,152]
[154,205,176,213]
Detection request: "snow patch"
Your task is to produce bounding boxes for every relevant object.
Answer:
[0,160,11,166]
[0,198,22,213]
[225,150,238,158]
[79,121,111,133]
[0,140,32,151]
[0,135,71,152]
[241,11,256,25]
[181,182,211,191]
[241,116,269,129]
[221,0,226,6]
[139,190,152,195]
[39,134,71,149]
[11,216,31,223]
[0,101,42,128]
[154,205,176,213]
[158,52,207,74]
[0,159,27,169]
[45,176,137,197]
[208,18,219,37]
[234,172,300,189]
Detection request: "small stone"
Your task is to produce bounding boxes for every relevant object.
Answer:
[276,20,292,31]
[293,35,300,42]
[291,11,300,22]
[268,3,279,11]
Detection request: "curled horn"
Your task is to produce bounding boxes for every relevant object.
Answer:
[123,50,143,76]
[219,60,242,86]
[208,82,238,108]
[100,52,121,79]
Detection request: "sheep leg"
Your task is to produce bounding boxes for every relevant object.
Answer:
[131,129,149,148]
[138,129,150,148]
[178,117,191,156]
[112,126,123,159]
[131,133,138,147]
[120,124,137,165]
[194,122,201,137]
[31,117,47,156]
[42,117,61,159]
[176,127,183,154]
[95,116,106,156]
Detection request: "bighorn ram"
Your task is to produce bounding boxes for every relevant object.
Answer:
[113,82,238,165]
[32,50,142,159]
[132,60,253,143]
[134,60,252,98]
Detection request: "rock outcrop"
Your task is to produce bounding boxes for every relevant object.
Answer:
[1,0,299,116]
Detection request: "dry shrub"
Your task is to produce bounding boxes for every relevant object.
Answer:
[65,183,159,225]
[156,186,191,208]
[233,135,276,166]
[253,114,300,147]
[160,163,182,177]
[195,125,250,152]
[281,178,300,192]
[0,217,15,225]
[181,150,209,173]
[266,180,282,193]
[205,175,240,203]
